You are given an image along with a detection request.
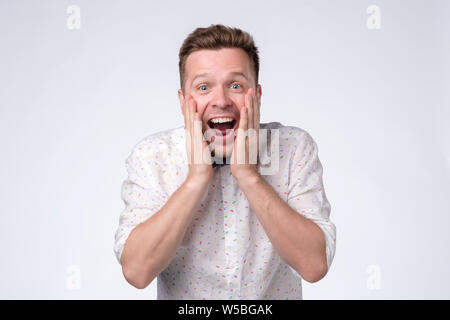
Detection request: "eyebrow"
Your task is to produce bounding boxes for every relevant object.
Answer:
[191,71,248,84]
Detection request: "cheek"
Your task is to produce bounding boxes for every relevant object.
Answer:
[236,95,246,110]
[236,104,246,118]
[197,105,207,115]
[195,105,208,129]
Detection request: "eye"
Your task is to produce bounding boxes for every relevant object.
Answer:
[199,84,208,91]
[231,83,241,89]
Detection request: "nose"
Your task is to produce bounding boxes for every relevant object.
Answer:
[211,85,232,109]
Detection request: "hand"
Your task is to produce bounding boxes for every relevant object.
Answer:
[182,94,214,184]
[230,87,261,181]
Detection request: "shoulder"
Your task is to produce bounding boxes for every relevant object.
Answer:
[261,121,315,149]
[126,126,185,164]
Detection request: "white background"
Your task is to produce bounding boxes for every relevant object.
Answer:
[0,0,449,299]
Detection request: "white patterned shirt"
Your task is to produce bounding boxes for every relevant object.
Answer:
[113,122,336,299]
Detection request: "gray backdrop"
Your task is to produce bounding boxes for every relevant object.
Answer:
[0,0,449,299]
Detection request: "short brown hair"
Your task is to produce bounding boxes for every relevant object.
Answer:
[178,24,260,93]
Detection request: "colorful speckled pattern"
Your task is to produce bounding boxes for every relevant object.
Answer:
[114,122,336,299]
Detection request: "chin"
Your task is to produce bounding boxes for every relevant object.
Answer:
[210,141,234,164]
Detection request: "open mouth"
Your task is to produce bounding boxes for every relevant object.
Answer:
[207,118,237,137]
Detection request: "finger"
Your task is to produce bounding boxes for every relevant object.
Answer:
[185,95,193,163]
[193,102,201,143]
[191,98,198,142]
[194,109,202,164]
[195,100,206,120]
[254,90,260,131]
[190,97,196,163]
[197,111,212,165]
[192,99,203,134]
[182,95,189,130]
[192,99,205,165]
[237,106,248,164]
[239,101,248,131]
[194,107,201,141]
[247,89,254,130]
[231,133,237,165]
[252,89,257,130]
[240,106,248,131]
[189,95,194,129]
[251,91,259,164]
[185,95,191,131]
[189,96,197,163]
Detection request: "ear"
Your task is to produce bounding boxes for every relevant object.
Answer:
[178,89,185,116]
[256,84,262,107]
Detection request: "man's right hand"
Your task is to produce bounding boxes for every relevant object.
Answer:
[121,94,214,288]
[182,94,214,184]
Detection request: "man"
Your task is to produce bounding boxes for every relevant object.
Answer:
[113,24,336,299]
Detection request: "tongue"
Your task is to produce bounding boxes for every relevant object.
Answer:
[212,122,234,135]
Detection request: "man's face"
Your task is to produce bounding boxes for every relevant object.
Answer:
[178,47,262,160]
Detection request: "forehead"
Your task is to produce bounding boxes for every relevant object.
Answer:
[185,48,252,80]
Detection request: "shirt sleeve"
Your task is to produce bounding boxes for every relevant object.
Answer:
[113,143,168,265]
[286,131,337,273]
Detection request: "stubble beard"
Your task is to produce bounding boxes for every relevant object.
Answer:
[209,137,234,166]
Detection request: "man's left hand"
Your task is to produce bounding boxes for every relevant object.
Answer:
[230,87,261,181]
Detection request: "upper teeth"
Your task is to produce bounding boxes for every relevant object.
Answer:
[210,117,234,124]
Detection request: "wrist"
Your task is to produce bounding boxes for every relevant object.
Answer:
[234,170,262,187]
[184,173,212,189]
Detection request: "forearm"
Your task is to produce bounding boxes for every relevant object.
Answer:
[236,173,327,283]
[121,176,210,288]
